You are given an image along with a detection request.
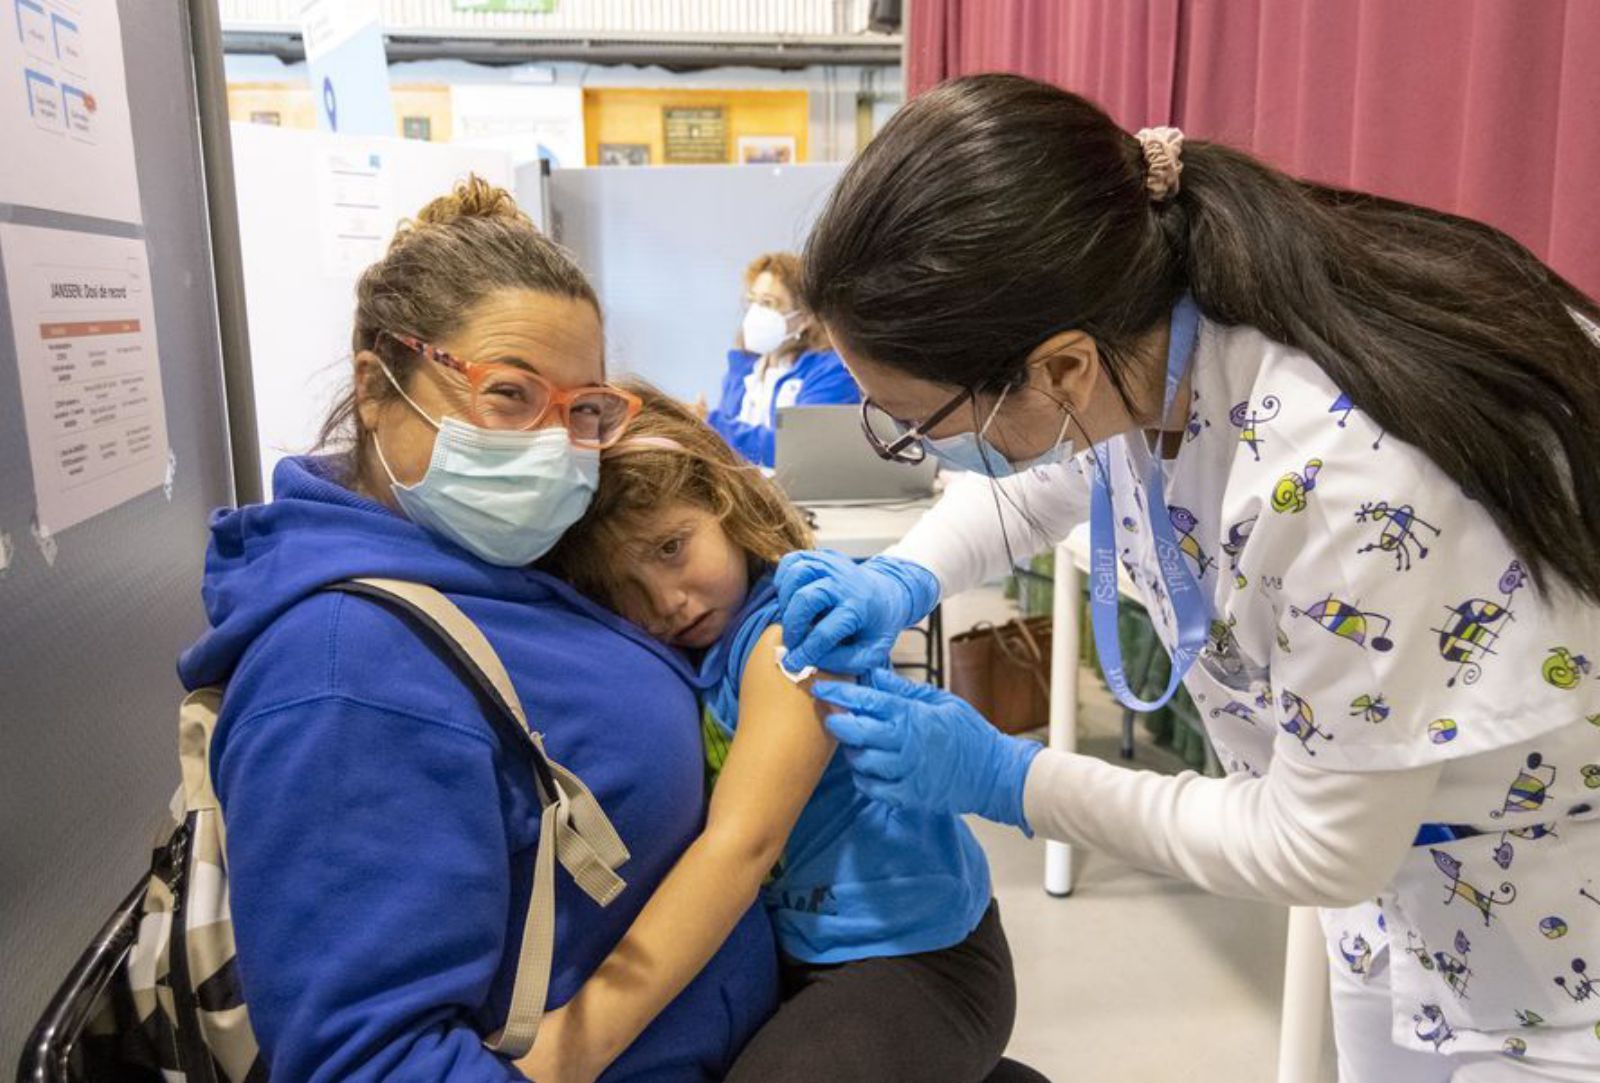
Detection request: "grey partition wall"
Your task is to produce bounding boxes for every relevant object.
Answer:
[545,163,845,402]
[0,1,238,1067]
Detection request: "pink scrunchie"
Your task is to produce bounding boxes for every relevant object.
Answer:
[1135,126,1185,201]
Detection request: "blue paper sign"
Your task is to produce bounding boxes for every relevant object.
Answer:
[301,3,392,137]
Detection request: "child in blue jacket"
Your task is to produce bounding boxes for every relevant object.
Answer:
[535,384,1024,1083]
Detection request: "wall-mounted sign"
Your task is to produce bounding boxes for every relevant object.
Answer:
[0,0,141,222]
[663,106,726,164]
[738,135,796,165]
[451,84,584,169]
[0,225,171,533]
[452,0,557,11]
[299,0,393,136]
[598,143,650,167]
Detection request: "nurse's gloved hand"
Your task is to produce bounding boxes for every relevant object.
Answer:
[777,551,941,676]
[812,668,1042,831]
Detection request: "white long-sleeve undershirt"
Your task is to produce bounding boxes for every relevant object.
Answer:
[1023,748,1442,908]
[890,462,1444,908]
[885,462,1091,597]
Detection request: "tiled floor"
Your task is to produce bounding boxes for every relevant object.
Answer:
[924,585,1339,1083]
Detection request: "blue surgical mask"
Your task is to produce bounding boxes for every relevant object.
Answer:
[374,366,599,566]
[921,383,1075,478]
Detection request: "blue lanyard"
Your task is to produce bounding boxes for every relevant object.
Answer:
[1088,294,1211,713]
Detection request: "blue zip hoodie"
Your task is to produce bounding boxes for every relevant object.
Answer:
[177,456,778,1082]
[706,348,860,467]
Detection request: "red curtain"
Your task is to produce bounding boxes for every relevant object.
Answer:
[907,0,1600,300]
[907,0,1181,131]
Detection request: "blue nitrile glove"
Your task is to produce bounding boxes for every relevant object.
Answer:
[812,668,1043,831]
[776,551,941,676]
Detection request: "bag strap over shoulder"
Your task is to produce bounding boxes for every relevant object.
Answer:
[177,688,225,842]
[331,578,546,776]
[323,577,631,1058]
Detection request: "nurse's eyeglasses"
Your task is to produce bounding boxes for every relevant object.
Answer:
[379,331,642,449]
[859,386,974,464]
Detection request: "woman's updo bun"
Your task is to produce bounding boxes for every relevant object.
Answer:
[389,175,532,254]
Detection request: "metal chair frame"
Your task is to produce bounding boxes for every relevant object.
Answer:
[18,882,150,1083]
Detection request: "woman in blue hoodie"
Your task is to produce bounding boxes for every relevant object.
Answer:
[705,252,859,467]
[177,177,778,1081]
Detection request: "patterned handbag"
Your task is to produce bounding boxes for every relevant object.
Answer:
[24,578,629,1082]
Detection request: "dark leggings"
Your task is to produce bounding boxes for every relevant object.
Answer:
[725,901,1050,1082]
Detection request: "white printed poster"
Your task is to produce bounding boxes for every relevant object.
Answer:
[0,223,170,532]
[316,146,392,276]
[0,0,140,223]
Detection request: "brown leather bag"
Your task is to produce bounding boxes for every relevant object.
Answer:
[947,616,1052,735]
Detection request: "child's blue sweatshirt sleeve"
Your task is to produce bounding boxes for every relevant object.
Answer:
[218,693,527,1082]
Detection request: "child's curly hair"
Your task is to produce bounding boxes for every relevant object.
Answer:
[542,379,813,612]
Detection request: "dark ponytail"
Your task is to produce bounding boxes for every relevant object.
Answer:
[803,73,1600,601]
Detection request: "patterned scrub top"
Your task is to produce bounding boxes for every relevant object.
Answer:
[1068,317,1600,1062]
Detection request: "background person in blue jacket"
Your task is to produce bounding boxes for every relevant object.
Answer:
[705,251,859,467]
[177,177,778,1081]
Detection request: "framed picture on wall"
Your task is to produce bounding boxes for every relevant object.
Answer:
[598,143,651,167]
[663,106,727,164]
[737,135,797,165]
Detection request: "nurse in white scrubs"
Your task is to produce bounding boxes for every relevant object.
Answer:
[776,74,1600,1082]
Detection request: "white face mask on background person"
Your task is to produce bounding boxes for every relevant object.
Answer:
[373,364,599,566]
[742,302,800,357]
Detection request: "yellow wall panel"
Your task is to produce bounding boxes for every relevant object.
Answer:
[582,87,808,166]
[228,83,317,130]
[227,82,806,160]
[226,83,452,141]
[392,86,453,142]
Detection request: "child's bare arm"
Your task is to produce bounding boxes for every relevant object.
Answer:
[518,625,835,1082]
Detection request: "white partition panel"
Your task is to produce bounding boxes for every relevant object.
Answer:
[230,124,512,496]
[546,163,845,402]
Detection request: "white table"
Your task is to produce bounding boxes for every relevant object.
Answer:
[1047,525,1328,1083]
[803,499,936,560]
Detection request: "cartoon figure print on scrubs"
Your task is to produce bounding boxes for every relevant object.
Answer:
[774,75,1600,1082]
[705,251,860,467]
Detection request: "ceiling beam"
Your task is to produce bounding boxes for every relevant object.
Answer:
[222,29,902,70]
